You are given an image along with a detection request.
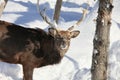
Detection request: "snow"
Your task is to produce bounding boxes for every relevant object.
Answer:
[108,41,120,80]
[0,0,120,80]
[93,49,99,56]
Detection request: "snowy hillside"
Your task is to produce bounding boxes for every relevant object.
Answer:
[0,0,120,80]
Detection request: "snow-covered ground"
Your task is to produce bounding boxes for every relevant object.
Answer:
[0,0,120,80]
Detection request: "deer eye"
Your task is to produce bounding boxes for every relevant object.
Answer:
[67,38,71,40]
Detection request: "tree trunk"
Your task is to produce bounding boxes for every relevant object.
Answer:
[0,0,8,17]
[91,0,113,80]
[53,0,63,24]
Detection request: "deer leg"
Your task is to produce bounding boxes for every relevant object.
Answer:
[22,65,34,80]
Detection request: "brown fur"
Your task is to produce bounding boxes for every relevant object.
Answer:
[0,20,80,80]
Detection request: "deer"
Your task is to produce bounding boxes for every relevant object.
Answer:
[0,0,87,80]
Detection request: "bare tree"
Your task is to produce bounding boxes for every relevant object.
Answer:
[53,0,63,24]
[91,0,113,80]
[0,0,8,17]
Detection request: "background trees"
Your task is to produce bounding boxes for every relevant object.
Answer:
[53,0,63,24]
[91,0,113,80]
[0,0,8,17]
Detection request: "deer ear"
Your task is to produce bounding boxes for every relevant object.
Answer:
[70,30,80,38]
[48,28,57,37]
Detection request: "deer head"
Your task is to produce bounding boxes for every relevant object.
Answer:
[37,0,87,56]
[49,27,79,49]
